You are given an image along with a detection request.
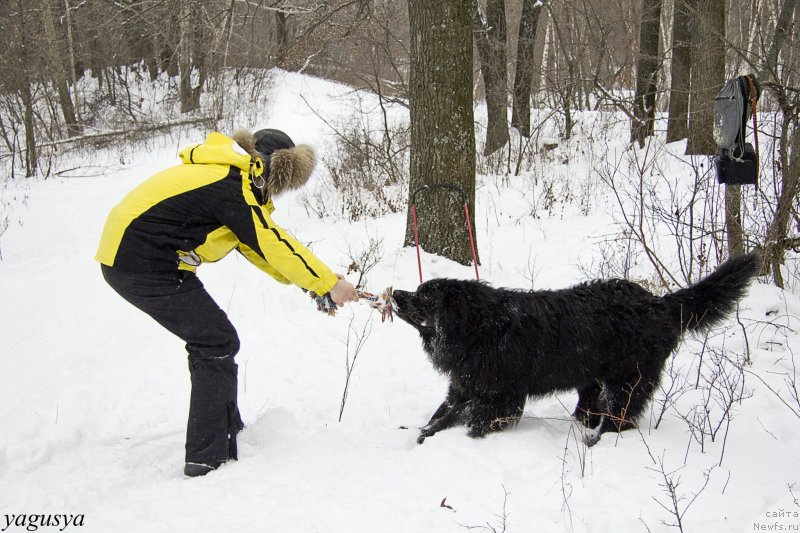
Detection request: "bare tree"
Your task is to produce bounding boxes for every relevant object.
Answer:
[40,0,82,136]
[542,3,580,140]
[685,0,725,155]
[406,0,478,267]
[681,0,744,258]
[274,6,292,64]
[1,1,40,176]
[666,0,691,142]
[631,0,663,147]
[511,0,544,137]
[472,0,509,156]
[541,0,633,140]
[178,0,204,113]
[277,0,372,75]
[758,0,799,286]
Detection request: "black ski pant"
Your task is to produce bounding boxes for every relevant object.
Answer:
[101,265,244,467]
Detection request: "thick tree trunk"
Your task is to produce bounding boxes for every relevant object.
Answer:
[511,0,543,137]
[406,0,478,268]
[472,0,509,156]
[631,0,663,147]
[685,0,725,155]
[666,0,691,142]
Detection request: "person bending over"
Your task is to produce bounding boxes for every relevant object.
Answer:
[96,129,358,477]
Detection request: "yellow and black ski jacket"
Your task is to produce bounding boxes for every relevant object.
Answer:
[95,132,338,296]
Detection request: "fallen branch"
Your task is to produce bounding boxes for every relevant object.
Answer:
[0,117,217,157]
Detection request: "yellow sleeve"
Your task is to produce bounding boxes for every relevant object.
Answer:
[248,205,339,295]
[237,244,291,285]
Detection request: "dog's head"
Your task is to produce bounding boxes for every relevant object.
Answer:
[394,278,491,371]
[393,278,478,334]
[392,284,435,333]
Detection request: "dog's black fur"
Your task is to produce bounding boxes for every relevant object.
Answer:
[393,253,760,446]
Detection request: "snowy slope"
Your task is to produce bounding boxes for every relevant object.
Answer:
[0,71,798,533]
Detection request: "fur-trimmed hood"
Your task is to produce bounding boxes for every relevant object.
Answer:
[231,129,316,197]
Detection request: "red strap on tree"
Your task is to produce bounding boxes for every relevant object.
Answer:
[411,184,480,283]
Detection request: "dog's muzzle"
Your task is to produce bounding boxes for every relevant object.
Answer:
[392,290,428,328]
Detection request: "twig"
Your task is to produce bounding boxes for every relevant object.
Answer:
[338,312,373,422]
[457,485,510,532]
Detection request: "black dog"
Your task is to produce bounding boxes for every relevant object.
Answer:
[393,253,759,446]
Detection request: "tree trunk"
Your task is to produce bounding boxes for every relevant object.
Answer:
[683,0,738,254]
[41,0,82,137]
[725,185,744,256]
[544,3,578,140]
[21,82,38,177]
[135,0,161,81]
[511,0,543,137]
[631,0,663,147]
[472,0,509,156]
[759,0,798,285]
[764,0,795,72]
[63,0,81,120]
[406,0,478,268]
[11,0,38,176]
[276,10,291,65]
[763,121,799,287]
[685,0,725,155]
[666,0,691,142]
[179,0,200,113]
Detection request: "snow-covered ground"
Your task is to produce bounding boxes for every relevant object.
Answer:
[0,71,798,533]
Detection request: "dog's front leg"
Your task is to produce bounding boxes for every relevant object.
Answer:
[573,381,603,428]
[425,383,468,427]
[426,399,455,427]
[418,399,474,444]
[465,395,526,438]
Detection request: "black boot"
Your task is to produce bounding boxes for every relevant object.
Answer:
[185,355,241,470]
[183,462,218,477]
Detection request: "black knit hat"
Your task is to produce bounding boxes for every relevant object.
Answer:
[232,128,317,197]
[254,129,295,156]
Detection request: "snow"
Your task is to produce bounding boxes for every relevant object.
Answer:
[0,70,799,533]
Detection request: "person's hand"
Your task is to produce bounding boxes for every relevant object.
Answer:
[328,276,359,306]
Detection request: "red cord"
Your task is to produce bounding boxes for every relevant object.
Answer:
[463,202,479,280]
[412,204,423,283]
[412,195,479,283]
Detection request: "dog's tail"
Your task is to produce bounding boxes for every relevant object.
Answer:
[663,252,760,332]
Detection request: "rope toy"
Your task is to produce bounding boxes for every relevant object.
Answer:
[308,291,338,316]
[357,287,395,322]
[307,287,396,321]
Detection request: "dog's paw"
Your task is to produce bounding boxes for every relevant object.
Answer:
[417,425,435,444]
[467,425,488,439]
[583,427,602,447]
